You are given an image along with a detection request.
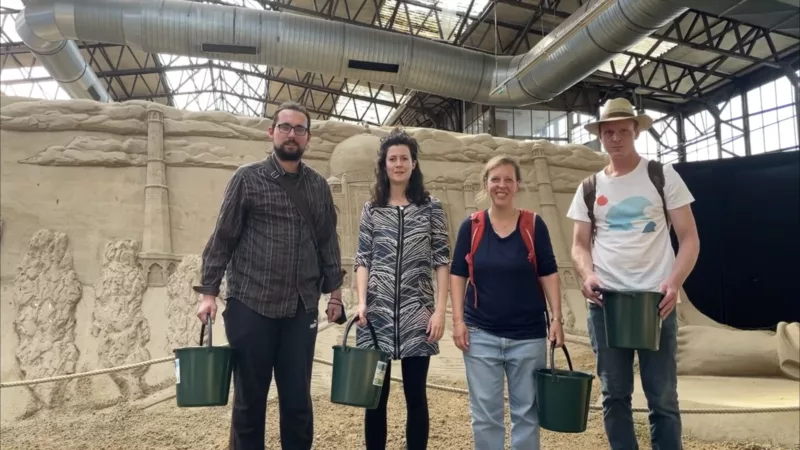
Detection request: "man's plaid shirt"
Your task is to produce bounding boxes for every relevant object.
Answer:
[194,153,343,318]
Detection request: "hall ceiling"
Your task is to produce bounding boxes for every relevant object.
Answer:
[1,0,798,129]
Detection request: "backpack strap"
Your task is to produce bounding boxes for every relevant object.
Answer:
[465,210,486,308]
[519,209,551,332]
[647,160,670,228]
[581,174,598,244]
[518,209,538,273]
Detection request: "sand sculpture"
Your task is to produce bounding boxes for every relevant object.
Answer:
[11,230,82,418]
[91,239,151,400]
[676,298,800,380]
[0,94,798,424]
[165,255,205,352]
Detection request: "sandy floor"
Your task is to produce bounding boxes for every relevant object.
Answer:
[0,317,793,450]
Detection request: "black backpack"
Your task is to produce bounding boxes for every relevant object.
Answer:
[581,160,669,244]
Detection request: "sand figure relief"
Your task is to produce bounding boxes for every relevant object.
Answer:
[165,255,205,353]
[12,229,82,417]
[90,239,151,400]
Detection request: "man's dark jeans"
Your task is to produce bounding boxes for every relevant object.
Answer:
[588,303,682,450]
[223,298,318,450]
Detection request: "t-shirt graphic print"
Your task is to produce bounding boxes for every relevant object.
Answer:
[602,193,660,233]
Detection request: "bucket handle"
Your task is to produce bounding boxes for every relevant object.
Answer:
[342,315,381,351]
[592,286,608,302]
[199,313,212,347]
[548,340,574,379]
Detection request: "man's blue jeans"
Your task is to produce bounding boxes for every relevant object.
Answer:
[588,303,682,450]
[462,327,547,450]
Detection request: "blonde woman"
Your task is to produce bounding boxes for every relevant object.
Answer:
[450,156,565,450]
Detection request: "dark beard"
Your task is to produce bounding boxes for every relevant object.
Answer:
[273,142,305,161]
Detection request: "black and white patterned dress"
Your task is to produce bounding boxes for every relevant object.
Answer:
[353,197,451,360]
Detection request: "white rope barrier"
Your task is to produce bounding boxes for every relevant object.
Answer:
[3,323,798,415]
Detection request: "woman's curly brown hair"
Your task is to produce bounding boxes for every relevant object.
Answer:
[370,127,430,207]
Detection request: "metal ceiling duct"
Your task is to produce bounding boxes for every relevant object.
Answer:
[15,5,111,102]
[15,0,686,107]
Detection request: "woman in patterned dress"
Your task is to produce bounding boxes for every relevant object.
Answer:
[353,127,451,450]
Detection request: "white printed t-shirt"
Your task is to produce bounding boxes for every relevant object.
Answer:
[566,157,695,292]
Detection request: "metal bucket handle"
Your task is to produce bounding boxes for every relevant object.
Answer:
[548,340,574,382]
[199,313,213,348]
[342,315,380,351]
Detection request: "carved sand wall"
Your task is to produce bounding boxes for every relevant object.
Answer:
[91,240,150,400]
[12,230,82,417]
[0,96,604,423]
[3,95,796,425]
[165,255,204,352]
[0,96,605,422]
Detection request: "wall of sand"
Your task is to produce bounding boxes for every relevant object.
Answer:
[2,95,796,429]
[0,95,606,422]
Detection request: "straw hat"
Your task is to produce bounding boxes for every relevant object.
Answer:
[584,98,653,136]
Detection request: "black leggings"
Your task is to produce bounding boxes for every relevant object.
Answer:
[364,356,431,450]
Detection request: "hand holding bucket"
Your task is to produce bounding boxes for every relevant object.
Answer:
[594,287,665,351]
[174,313,234,408]
[534,341,595,433]
[330,315,390,409]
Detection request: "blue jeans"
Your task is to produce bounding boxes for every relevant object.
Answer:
[588,304,682,450]
[463,327,547,450]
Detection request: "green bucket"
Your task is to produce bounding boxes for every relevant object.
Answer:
[174,314,234,407]
[330,316,390,409]
[535,341,595,433]
[600,289,664,351]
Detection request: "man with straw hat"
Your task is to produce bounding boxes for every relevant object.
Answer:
[566,98,700,449]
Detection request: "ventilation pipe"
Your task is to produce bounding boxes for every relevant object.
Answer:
[15,0,686,106]
[15,6,111,102]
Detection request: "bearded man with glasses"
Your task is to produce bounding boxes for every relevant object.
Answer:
[194,101,344,450]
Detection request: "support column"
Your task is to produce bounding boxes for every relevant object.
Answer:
[463,181,479,216]
[532,145,577,330]
[339,175,356,292]
[676,112,687,162]
[340,174,353,266]
[741,90,752,156]
[531,146,570,264]
[139,105,181,286]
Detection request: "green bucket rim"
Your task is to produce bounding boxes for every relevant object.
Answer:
[331,345,385,355]
[597,288,664,298]
[174,346,232,353]
[535,367,594,381]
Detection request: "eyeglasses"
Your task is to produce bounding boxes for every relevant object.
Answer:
[275,123,308,136]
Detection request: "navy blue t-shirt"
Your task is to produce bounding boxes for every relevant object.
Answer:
[451,211,558,340]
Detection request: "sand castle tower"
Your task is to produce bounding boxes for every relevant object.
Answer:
[138,105,181,286]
